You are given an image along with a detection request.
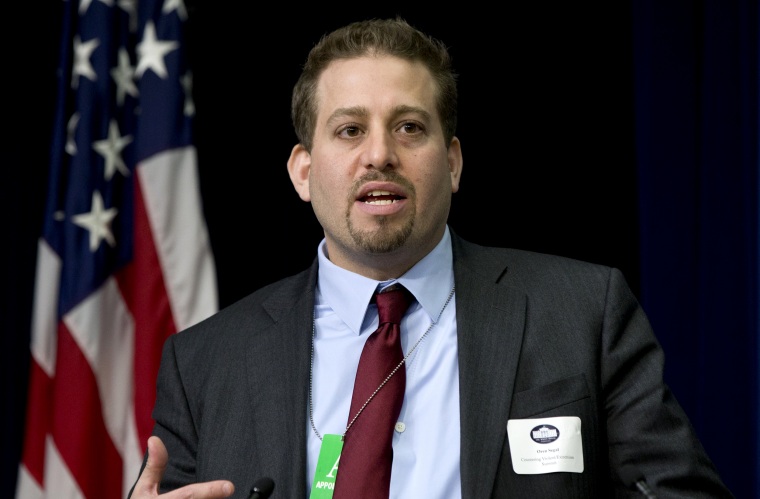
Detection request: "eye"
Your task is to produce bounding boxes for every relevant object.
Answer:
[337,124,363,138]
[398,122,424,134]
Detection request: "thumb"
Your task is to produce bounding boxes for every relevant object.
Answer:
[133,436,169,496]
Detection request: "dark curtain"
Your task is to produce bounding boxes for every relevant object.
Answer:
[633,1,759,497]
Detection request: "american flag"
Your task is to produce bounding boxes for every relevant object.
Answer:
[16,0,217,497]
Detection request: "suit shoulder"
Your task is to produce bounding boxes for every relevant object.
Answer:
[453,235,627,293]
[173,264,315,343]
[456,235,610,273]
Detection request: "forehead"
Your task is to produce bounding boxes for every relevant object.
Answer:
[315,55,439,118]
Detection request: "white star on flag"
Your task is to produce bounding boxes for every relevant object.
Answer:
[181,72,195,116]
[111,48,139,106]
[136,21,179,79]
[65,112,80,155]
[117,0,138,32]
[72,190,119,251]
[92,119,133,180]
[72,36,100,88]
[162,0,188,21]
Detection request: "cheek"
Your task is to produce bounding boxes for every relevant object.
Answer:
[313,150,364,186]
[309,161,354,203]
[313,167,348,191]
[415,154,455,190]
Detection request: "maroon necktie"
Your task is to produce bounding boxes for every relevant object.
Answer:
[333,286,412,499]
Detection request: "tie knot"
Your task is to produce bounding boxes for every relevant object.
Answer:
[375,286,412,325]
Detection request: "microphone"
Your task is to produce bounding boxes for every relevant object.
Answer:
[247,477,275,499]
[620,467,656,498]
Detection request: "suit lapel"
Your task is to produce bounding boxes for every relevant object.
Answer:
[453,234,526,498]
[243,263,318,497]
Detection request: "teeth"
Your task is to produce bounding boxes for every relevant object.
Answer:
[363,190,396,205]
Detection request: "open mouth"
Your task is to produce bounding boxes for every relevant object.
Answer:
[360,190,405,205]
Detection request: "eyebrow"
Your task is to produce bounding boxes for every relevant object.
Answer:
[327,106,369,125]
[326,105,432,126]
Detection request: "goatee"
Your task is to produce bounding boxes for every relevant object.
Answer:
[347,216,414,253]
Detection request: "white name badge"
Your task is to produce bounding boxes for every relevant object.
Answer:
[507,416,584,474]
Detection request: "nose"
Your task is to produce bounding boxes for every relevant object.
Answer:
[360,129,398,171]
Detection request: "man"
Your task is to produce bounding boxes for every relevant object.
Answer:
[130,17,733,498]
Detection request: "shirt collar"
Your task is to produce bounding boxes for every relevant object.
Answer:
[316,225,455,335]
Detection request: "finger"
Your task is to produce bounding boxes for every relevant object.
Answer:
[133,437,235,499]
[146,436,169,484]
[172,480,235,498]
[132,436,168,496]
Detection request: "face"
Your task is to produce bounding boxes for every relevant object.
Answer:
[287,55,463,279]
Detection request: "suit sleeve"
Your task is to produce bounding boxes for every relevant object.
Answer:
[601,268,732,497]
[128,333,199,494]
[157,331,208,490]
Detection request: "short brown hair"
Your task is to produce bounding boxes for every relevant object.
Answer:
[291,17,458,151]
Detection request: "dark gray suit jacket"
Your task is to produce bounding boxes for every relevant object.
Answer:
[133,231,732,498]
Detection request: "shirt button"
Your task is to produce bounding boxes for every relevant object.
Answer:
[395,422,406,433]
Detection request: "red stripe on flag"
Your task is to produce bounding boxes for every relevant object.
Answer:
[53,322,122,498]
[19,359,53,487]
[116,172,177,452]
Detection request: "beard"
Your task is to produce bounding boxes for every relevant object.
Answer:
[345,170,416,253]
[347,213,415,253]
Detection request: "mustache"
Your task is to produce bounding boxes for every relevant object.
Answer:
[350,170,415,197]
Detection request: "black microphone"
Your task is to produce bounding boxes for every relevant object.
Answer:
[620,467,657,499]
[247,477,275,499]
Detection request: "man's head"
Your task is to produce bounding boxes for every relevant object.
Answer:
[287,18,463,280]
[291,17,458,152]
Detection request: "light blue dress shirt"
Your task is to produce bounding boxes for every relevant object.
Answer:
[307,226,461,498]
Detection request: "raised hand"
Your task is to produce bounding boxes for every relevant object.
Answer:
[130,436,235,499]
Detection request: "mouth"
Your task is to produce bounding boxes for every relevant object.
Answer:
[359,190,406,205]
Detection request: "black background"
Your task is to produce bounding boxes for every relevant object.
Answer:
[186,4,638,308]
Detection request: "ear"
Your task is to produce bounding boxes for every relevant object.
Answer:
[287,144,312,202]
[447,136,463,193]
